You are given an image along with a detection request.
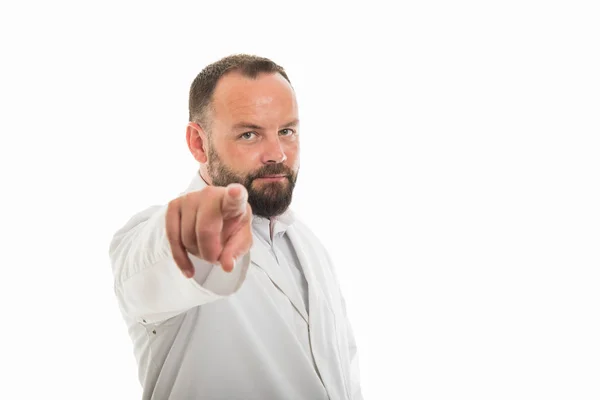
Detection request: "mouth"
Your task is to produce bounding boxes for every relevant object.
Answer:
[255,175,288,182]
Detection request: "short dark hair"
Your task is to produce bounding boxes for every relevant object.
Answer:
[188,54,292,129]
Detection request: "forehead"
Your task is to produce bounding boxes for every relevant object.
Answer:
[211,71,298,122]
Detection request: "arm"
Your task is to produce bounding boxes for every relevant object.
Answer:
[109,203,250,325]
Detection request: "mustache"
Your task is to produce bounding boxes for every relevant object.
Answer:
[250,164,293,180]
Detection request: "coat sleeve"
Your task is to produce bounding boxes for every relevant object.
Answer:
[108,203,251,325]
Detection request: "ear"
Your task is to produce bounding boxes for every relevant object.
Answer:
[186,122,209,163]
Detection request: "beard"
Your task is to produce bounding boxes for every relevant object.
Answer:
[206,142,298,218]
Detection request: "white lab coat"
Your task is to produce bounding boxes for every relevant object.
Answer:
[109,173,363,399]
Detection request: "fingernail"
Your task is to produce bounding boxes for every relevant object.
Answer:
[184,270,193,279]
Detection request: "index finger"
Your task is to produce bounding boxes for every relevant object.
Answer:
[166,201,195,278]
[221,183,248,220]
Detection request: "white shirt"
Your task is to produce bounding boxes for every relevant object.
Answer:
[109,172,363,399]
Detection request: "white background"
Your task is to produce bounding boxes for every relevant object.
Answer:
[1,1,598,399]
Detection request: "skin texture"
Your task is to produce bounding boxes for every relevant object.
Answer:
[166,71,300,277]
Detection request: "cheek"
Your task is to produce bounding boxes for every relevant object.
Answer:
[233,145,262,163]
[227,145,263,174]
[284,142,300,166]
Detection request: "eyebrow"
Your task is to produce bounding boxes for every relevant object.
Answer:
[232,119,299,131]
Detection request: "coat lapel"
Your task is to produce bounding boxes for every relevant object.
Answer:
[285,224,332,325]
[287,224,350,399]
[250,239,310,324]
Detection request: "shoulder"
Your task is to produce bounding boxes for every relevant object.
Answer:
[110,204,166,245]
[289,213,344,287]
[115,204,165,232]
[289,213,333,259]
[290,214,321,243]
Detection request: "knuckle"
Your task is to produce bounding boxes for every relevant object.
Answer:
[181,193,193,209]
[167,197,180,209]
[200,185,219,199]
[182,191,202,209]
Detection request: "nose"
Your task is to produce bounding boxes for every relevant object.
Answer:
[261,137,287,164]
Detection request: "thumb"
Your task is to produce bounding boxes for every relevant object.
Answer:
[221,183,248,220]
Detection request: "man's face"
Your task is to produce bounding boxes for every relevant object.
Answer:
[203,71,300,218]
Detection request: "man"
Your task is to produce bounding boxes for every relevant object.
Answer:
[109,54,363,399]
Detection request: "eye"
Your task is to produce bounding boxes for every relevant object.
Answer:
[240,132,256,140]
[279,128,295,136]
